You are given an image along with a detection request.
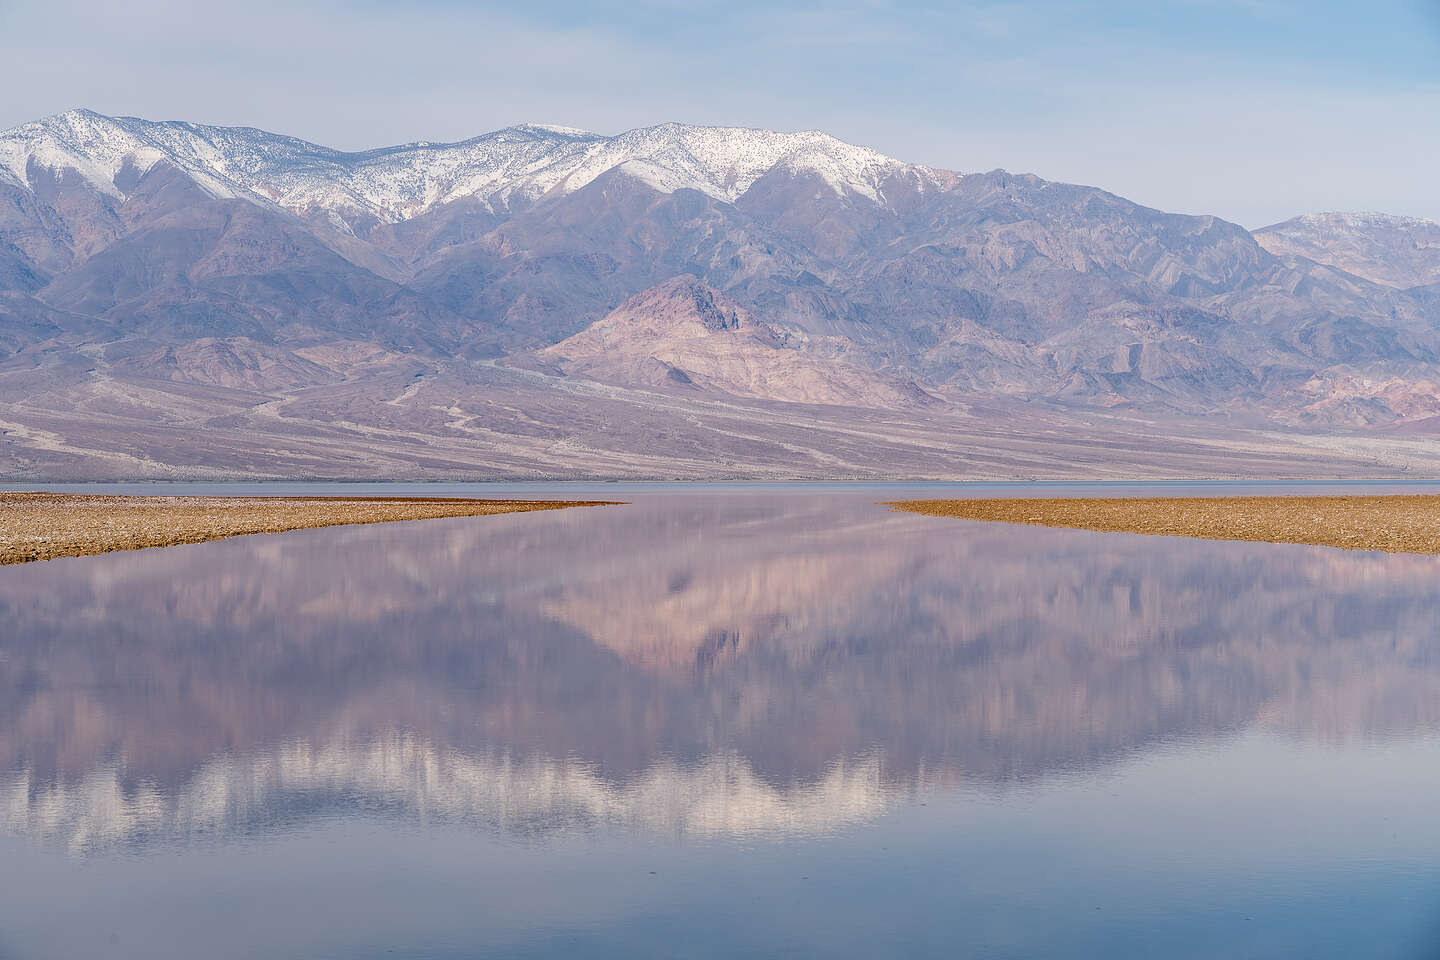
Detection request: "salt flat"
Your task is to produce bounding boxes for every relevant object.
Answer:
[893,494,1440,554]
[0,492,608,564]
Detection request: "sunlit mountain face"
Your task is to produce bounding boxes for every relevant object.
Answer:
[5,111,1440,480]
[4,492,1440,854]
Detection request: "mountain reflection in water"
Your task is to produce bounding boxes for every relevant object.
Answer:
[3,492,1440,852]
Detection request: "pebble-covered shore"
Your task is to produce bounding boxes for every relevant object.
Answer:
[0,493,612,565]
[890,495,1440,555]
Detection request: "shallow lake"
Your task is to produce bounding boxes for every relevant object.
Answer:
[3,484,1440,958]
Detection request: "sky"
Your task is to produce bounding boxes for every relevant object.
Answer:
[1,0,1436,227]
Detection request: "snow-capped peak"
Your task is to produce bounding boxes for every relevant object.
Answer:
[0,109,233,200]
[0,111,934,224]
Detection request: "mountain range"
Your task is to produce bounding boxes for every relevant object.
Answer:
[2,108,1439,479]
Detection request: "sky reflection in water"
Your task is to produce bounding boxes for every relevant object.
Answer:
[1,490,1439,958]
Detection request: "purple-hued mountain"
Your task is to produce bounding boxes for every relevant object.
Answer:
[1,109,1438,479]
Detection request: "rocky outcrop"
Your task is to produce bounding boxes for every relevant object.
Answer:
[535,276,934,407]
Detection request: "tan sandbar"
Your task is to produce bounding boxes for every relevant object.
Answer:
[0,493,615,565]
[889,495,1440,555]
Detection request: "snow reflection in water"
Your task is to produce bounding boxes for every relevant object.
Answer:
[3,489,1440,959]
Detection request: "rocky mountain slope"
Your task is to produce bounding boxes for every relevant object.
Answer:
[1,109,1438,478]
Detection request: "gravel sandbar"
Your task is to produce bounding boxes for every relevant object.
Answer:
[889,495,1440,555]
[0,493,614,565]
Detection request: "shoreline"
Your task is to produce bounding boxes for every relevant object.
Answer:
[889,495,1440,555]
[0,493,615,566]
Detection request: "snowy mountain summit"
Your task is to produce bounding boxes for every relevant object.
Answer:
[0,109,929,226]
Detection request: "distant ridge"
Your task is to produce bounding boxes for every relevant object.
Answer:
[1255,212,1440,288]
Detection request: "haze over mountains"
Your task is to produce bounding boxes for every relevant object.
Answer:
[2,109,1439,479]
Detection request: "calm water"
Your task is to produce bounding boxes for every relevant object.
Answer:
[3,486,1440,958]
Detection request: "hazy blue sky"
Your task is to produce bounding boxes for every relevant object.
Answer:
[3,0,1436,226]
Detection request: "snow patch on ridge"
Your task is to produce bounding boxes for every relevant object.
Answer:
[1290,212,1440,230]
[0,110,937,223]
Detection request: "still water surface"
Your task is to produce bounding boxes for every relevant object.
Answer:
[3,486,1440,958]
